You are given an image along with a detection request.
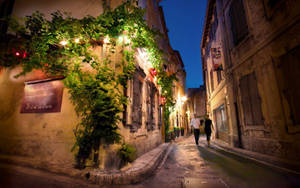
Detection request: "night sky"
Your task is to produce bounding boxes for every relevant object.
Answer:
[159,0,208,89]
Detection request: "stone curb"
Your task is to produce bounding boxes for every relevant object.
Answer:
[88,142,171,185]
[211,140,300,175]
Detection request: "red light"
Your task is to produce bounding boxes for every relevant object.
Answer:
[160,96,167,105]
[150,68,157,77]
[22,52,27,58]
[15,52,20,56]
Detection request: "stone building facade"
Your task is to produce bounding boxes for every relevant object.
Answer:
[0,0,185,172]
[202,0,300,161]
[187,86,206,120]
[169,51,187,133]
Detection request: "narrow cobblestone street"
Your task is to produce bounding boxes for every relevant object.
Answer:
[112,136,300,188]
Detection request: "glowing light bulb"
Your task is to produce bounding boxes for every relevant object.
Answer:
[181,96,187,102]
[60,40,68,46]
[118,35,124,43]
[74,38,80,43]
[124,35,130,44]
[15,52,20,56]
[104,36,110,44]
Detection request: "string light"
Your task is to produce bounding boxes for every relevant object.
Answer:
[74,38,80,43]
[118,35,124,43]
[15,52,20,56]
[60,40,68,46]
[124,35,130,44]
[104,36,110,44]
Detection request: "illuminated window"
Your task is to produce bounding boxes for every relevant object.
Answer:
[214,104,227,132]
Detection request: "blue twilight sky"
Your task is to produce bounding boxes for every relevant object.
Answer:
[159,0,208,89]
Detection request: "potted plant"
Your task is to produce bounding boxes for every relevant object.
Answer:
[180,127,184,136]
[175,127,180,137]
[165,130,174,142]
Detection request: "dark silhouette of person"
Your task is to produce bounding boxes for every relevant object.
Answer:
[204,116,213,147]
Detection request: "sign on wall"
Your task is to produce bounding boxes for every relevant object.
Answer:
[211,47,222,71]
[20,80,64,113]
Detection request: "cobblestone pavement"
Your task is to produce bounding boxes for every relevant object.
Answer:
[111,135,300,188]
[107,136,228,188]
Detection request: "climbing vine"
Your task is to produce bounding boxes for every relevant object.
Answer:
[0,0,176,168]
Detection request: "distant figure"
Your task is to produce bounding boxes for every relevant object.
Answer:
[204,115,213,147]
[200,119,204,126]
[190,114,200,145]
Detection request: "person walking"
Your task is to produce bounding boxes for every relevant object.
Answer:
[190,114,200,145]
[204,115,213,147]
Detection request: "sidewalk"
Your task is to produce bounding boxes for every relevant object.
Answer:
[211,138,300,175]
[0,142,171,186]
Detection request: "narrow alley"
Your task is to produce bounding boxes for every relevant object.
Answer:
[118,136,300,188]
[1,0,300,187]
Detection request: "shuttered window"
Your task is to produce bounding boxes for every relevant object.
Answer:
[214,104,227,132]
[217,70,222,84]
[240,72,264,125]
[147,81,156,131]
[132,71,143,131]
[229,0,248,46]
[210,70,214,92]
[276,46,300,125]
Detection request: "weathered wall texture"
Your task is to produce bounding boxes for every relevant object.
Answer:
[187,86,206,119]
[202,0,300,161]
[0,67,79,169]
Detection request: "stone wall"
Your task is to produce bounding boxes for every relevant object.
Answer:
[202,0,300,161]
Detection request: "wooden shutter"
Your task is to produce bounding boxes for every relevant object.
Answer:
[132,72,143,130]
[146,81,156,131]
[278,46,300,124]
[217,71,222,84]
[248,73,264,125]
[210,70,214,92]
[240,74,253,125]
[229,0,248,45]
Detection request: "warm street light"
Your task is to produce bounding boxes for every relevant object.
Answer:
[181,96,187,102]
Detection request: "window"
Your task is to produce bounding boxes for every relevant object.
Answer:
[131,71,144,132]
[239,72,264,125]
[229,0,248,46]
[138,0,146,9]
[152,0,158,10]
[214,104,227,132]
[275,46,300,125]
[210,70,214,92]
[0,0,15,35]
[146,81,156,131]
[158,97,162,129]
[217,70,222,84]
[209,5,218,42]
[263,0,285,19]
